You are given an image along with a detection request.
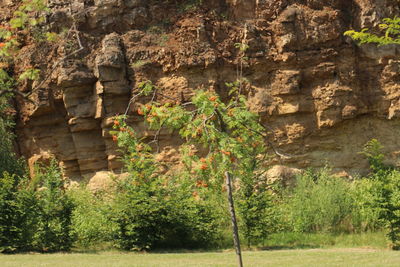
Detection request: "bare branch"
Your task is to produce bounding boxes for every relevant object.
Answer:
[237,121,293,160]
[26,22,84,98]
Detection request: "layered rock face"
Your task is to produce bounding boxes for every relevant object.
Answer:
[3,0,400,179]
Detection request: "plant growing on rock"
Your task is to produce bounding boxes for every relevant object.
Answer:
[345,17,400,45]
[0,0,50,98]
[0,0,83,102]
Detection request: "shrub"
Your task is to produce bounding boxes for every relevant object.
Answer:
[385,170,400,249]
[110,119,221,251]
[0,173,37,252]
[360,139,388,173]
[355,168,400,249]
[112,175,220,251]
[32,161,75,252]
[351,177,387,232]
[236,172,276,247]
[356,139,400,249]
[69,187,117,248]
[285,168,354,233]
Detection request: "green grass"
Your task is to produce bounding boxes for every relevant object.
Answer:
[1,232,396,266]
[262,231,388,250]
[2,249,400,267]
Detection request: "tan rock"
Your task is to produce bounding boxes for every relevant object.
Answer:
[278,102,299,115]
[86,171,117,192]
[13,1,400,179]
[266,165,302,186]
[28,152,53,178]
[271,70,300,96]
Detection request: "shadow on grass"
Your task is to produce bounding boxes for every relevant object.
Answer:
[70,247,228,255]
[259,244,321,251]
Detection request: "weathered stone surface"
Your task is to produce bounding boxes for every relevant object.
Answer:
[124,0,144,8]
[86,171,116,192]
[94,34,126,82]
[57,65,96,88]
[123,7,150,27]
[266,165,302,186]
[10,0,400,178]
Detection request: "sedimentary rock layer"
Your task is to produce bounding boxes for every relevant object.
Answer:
[1,0,400,178]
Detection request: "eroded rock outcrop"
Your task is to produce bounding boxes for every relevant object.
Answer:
[3,0,400,179]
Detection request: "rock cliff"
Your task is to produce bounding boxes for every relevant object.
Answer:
[2,0,400,179]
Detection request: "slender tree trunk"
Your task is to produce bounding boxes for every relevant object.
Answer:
[225,171,243,267]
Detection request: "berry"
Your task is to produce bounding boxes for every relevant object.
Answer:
[209,95,217,101]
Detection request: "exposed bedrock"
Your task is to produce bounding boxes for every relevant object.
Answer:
[3,0,400,179]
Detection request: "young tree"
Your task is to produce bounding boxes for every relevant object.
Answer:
[112,76,275,261]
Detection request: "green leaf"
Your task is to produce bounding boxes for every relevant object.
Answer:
[18,68,40,81]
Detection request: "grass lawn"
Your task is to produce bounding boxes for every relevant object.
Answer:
[1,248,400,267]
[1,232,397,266]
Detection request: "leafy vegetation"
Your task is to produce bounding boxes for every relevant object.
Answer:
[0,103,24,177]
[3,123,400,252]
[112,176,220,250]
[69,188,116,249]
[110,128,220,250]
[283,168,354,233]
[0,0,50,93]
[0,161,75,253]
[345,17,400,45]
[31,161,75,252]
[0,173,36,253]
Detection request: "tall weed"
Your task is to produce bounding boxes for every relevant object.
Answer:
[69,187,116,248]
[285,168,354,233]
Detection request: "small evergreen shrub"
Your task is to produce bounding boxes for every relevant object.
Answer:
[353,139,400,249]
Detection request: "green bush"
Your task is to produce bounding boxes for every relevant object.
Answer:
[0,97,34,253]
[69,187,116,248]
[236,173,276,247]
[351,177,387,232]
[31,161,75,252]
[385,170,400,249]
[112,176,220,251]
[285,168,354,233]
[110,117,222,251]
[0,173,37,252]
[360,139,389,173]
[354,169,400,249]
[355,139,400,249]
